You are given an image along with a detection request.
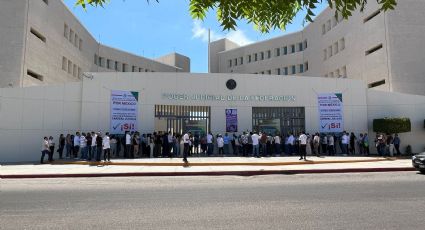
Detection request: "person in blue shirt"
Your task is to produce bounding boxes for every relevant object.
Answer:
[223,133,230,155]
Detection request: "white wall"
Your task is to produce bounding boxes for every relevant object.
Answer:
[367,90,425,153]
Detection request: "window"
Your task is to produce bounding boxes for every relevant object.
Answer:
[107,59,112,69]
[333,15,338,27]
[260,52,264,60]
[299,64,304,73]
[298,42,303,52]
[275,48,280,57]
[228,59,232,67]
[115,61,119,71]
[78,67,81,79]
[145,69,149,72]
[328,46,333,58]
[323,49,327,60]
[239,57,243,65]
[74,34,78,47]
[62,57,67,71]
[365,44,383,55]
[254,53,258,61]
[248,55,251,63]
[340,38,345,50]
[139,68,143,72]
[364,9,381,23]
[327,20,331,31]
[322,24,326,35]
[67,60,72,74]
[368,79,386,88]
[73,64,77,77]
[94,54,98,65]
[304,40,308,49]
[304,62,309,71]
[284,67,288,75]
[27,70,43,81]
[283,46,288,55]
[30,28,46,43]
[291,65,296,74]
[64,24,68,38]
[291,45,295,53]
[132,66,137,72]
[267,50,271,59]
[234,58,237,66]
[334,42,339,54]
[69,29,74,43]
[79,39,83,50]
[122,63,128,72]
[276,68,281,75]
[98,57,104,67]
[267,70,271,75]
[42,0,48,5]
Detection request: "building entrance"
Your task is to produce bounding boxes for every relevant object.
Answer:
[154,105,211,135]
[252,107,305,135]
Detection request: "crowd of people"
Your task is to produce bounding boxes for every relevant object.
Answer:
[40,130,402,164]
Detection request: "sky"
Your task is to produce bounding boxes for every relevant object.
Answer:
[63,0,328,73]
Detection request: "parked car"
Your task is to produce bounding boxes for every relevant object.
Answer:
[412,152,425,174]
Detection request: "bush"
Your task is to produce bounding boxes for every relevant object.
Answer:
[373,117,411,134]
[406,145,412,156]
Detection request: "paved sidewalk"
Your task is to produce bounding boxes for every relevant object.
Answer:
[0,157,414,178]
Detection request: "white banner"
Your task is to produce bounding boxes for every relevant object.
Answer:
[110,90,138,134]
[318,93,343,133]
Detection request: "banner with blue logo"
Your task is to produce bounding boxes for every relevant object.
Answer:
[318,93,344,133]
[225,109,238,132]
[110,90,139,134]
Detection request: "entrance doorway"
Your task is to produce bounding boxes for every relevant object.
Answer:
[154,105,211,135]
[252,107,305,135]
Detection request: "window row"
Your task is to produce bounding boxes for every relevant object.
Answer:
[228,40,308,68]
[322,14,343,35]
[62,56,82,79]
[323,37,345,60]
[253,62,309,76]
[94,54,154,73]
[63,23,83,51]
[324,66,347,78]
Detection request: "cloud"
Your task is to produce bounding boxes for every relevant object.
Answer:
[191,20,253,46]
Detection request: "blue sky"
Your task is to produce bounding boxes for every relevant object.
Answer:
[64,0,328,73]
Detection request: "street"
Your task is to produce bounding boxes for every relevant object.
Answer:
[1,172,424,229]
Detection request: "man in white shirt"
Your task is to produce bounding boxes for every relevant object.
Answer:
[40,137,50,164]
[103,132,111,162]
[73,132,80,158]
[251,132,260,158]
[207,132,214,156]
[182,132,191,163]
[286,133,295,155]
[274,134,281,156]
[91,131,97,160]
[299,131,308,160]
[125,131,131,158]
[327,134,335,156]
[79,133,87,160]
[341,131,349,155]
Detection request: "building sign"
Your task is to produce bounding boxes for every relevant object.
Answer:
[318,93,344,133]
[162,93,295,102]
[225,109,238,132]
[110,90,139,134]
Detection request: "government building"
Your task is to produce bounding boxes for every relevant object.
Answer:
[0,0,425,162]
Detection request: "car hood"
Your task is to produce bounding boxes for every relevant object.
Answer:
[414,152,425,157]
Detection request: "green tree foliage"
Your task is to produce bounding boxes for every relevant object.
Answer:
[75,0,397,33]
[373,117,411,134]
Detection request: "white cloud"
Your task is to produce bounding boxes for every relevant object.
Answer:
[191,20,253,46]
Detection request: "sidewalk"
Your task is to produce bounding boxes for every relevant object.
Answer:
[1,157,414,178]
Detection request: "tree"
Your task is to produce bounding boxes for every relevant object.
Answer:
[373,117,411,134]
[75,0,397,33]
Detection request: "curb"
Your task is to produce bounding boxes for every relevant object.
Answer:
[51,158,395,167]
[1,167,415,179]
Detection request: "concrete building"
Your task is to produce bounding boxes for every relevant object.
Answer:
[1,72,425,162]
[209,0,425,96]
[0,0,189,88]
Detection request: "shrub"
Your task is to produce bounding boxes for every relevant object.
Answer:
[406,145,412,156]
[373,117,411,134]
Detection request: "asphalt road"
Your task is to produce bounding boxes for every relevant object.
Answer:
[1,172,424,230]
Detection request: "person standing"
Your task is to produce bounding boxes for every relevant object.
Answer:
[251,132,260,158]
[168,131,174,157]
[349,132,357,155]
[223,133,230,155]
[79,133,87,160]
[96,132,103,162]
[182,132,190,163]
[260,132,267,157]
[313,133,320,157]
[58,134,65,159]
[125,131,131,158]
[287,132,295,156]
[40,137,50,164]
[48,136,55,162]
[234,134,241,156]
[327,134,335,156]
[103,132,111,162]
[90,132,97,160]
[86,133,92,160]
[217,134,224,156]
[207,132,214,156]
[321,134,327,156]
[363,133,370,156]
[230,133,236,155]
[274,133,281,156]
[387,134,394,157]
[133,132,140,158]
[65,134,72,159]
[241,132,248,157]
[341,131,349,155]
[73,132,80,159]
[110,135,117,158]
[299,131,308,161]
[393,133,401,156]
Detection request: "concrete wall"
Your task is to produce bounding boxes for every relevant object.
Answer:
[0,73,369,162]
[367,90,425,153]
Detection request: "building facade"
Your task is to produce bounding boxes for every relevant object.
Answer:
[0,0,190,88]
[209,0,425,96]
